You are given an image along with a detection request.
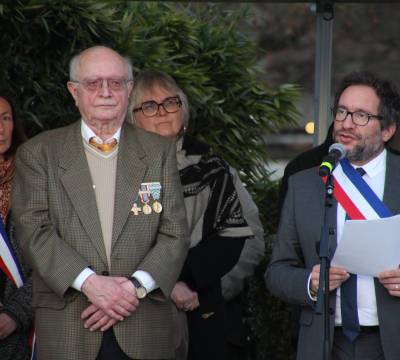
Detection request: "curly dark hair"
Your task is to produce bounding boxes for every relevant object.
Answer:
[0,94,26,159]
[333,71,400,130]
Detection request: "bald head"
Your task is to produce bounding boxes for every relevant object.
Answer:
[66,46,134,133]
[69,46,133,82]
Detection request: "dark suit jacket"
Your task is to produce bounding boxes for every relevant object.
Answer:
[266,151,400,360]
[12,121,189,360]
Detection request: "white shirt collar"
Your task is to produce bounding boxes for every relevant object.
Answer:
[81,120,121,144]
[351,148,386,178]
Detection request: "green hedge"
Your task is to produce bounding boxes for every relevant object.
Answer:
[1,2,300,358]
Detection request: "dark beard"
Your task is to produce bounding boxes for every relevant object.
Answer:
[346,142,383,164]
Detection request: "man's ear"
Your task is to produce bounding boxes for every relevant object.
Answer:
[383,123,397,143]
[127,80,134,97]
[67,81,79,106]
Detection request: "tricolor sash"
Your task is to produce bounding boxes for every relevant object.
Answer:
[0,220,36,359]
[0,220,24,287]
[326,158,392,220]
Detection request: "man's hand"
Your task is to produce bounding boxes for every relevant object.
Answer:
[378,267,400,297]
[310,264,350,294]
[81,304,118,332]
[0,312,17,339]
[81,274,138,321]
[171,281,199,311]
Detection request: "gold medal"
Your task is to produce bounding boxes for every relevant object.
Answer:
[143,204,152,215]
[131,203,142,216]
[152,201,163,214]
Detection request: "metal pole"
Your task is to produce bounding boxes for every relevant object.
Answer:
[313,0,334,145]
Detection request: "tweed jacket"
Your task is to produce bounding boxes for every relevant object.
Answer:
[11,121,189,360]
[266,151,400,360]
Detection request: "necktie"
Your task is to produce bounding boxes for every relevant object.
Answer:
[89,137,118,153]
[340,167,365,342]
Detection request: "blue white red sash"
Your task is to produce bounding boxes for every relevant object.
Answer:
[0,220,36,359]
[0,220,24,286]
[328,158,392,220]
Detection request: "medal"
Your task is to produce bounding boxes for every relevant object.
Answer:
[139,189,152,215]
[143,204,152,215]
[152,201,163,214]
[148,182,163,214]
[131,203,141,216]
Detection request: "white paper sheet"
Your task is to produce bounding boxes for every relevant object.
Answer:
[331,214,400,276]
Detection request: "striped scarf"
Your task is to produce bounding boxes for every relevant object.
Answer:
[177,135,249,247]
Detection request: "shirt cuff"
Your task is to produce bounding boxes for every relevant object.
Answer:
[132,270,158,293]
[307,273,317,301]
[72,267,96,291]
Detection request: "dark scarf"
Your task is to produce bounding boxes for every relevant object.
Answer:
[179,135,247,236]
[0,157,14,298]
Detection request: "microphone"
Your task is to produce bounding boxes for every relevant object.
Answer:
[319,143,346,177]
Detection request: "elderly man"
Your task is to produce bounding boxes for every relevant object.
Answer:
[266,71,400,360]
[12,46,189,360]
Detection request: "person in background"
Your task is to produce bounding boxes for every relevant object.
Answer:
[130,69,258,360]
[278,123,334,214]
[11,46,189,360]
[0,94,32,360]
[266,71,400,360]
[221,167,265,360]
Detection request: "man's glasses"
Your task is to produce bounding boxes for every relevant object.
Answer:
[71,78,131,92]
[332,106,383,126]
[133,96,182,117]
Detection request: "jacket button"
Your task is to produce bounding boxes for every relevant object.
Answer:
[329,308,335,315]
[102,271,109,276]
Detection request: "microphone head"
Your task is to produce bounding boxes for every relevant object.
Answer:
[328,143,347,160]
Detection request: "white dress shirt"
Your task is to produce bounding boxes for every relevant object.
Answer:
[334,149,387,326]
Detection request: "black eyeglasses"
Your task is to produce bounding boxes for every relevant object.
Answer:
[332,106,383,126]
[133,96,182,117]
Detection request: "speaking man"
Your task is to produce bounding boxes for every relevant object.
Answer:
[12,46,189,360]
[266,71,400,360]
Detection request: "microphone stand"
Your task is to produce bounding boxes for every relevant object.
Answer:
[315,172,335,360]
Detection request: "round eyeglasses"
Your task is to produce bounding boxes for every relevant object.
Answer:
[70,78,131,92]
[332,106,383,126]
[133,96,182,117]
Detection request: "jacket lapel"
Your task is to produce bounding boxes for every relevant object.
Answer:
[111,124,147,248]
[383,151,400,215]
[58,122,108,266]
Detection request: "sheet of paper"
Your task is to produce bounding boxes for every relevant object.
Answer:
[331,214,400,276]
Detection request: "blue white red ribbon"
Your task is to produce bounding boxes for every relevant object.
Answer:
[327,158,392,220]
[0,220,24,286]
[0,220,36,359]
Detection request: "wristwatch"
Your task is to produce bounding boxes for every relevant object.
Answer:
[130,277,147,299]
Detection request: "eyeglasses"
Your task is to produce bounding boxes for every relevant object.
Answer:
[332,106,383,126]
[133,96,182,117]
[70,78,132,92]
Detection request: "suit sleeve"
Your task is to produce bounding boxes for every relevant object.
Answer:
[135,140,190,299]
[11,144,90,297]
[265,175,315,307]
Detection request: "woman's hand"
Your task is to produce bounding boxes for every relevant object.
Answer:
[0,312,17,339]
[171,281,200,311]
